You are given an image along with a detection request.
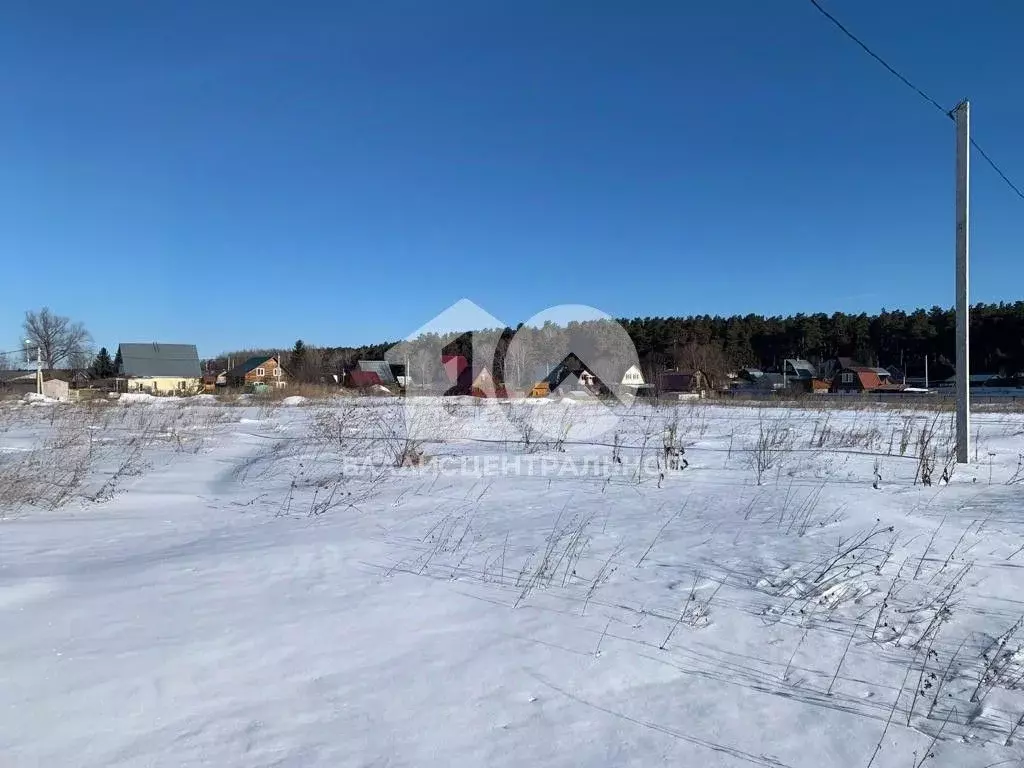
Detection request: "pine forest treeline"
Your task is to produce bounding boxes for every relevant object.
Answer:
[214,302,1024,383]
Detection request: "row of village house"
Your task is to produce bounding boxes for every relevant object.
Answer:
[0,344,293,399]
[1,343,1017,401]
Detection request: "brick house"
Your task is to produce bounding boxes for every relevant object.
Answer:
[225,355,287,389]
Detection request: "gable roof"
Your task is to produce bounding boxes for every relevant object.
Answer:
[357,360,395,384]
[616,363,645,383]
[227,355,277,378]
[784,358,817,378]
[843,366,883,389]
[541,353,612,392]
[118,343,201,378]
[472,366,495,387]
[441,355,494,385]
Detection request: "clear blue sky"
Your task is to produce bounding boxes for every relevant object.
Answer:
[2,1,1022,358]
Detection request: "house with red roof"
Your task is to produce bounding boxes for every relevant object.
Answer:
[829,366,903,393]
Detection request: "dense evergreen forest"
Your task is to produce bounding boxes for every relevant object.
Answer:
[616,303,1024,379]
[216,302,1024,383]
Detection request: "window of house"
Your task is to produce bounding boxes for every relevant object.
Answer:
[841,372,854,384]
[255,367,265,377]
[273,367,281,377]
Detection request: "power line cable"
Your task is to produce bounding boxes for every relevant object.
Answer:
[808,0,947,115]
[808,0,1024,202]
[0,347,35,358]
[969,138,1024,200]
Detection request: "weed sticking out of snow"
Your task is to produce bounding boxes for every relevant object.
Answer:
[1,398,1024,766]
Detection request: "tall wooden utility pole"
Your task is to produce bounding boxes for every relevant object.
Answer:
[952,100,970,464]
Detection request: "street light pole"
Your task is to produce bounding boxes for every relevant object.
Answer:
[24,339,42,396]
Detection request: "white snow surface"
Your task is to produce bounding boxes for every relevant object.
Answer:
[22,392,56,404]
[2,398,1024,767]
[116,392,162,404]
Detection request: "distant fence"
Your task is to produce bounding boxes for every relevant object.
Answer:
[716,390,1023,406]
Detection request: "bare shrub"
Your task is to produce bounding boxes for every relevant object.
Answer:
[882,563,970,650]
[677,403,709,439]
[635,502,685,567]
[1008,453,1024,485]
[659,572,724,648]
[915,412,957,487]
[92,434,149,502]
[551,407,575,452]
[276,402,392,516]
[377,403,432,468]
[745,410,795,485]
[661,409,688,471]
[504,401,539,453]
[898,416,916,455]
[0,404,170,512]
[264,383,351,401]
[810,413,831,448]
[820,424,883,451]
[633,413,659,484]
[514,509,593,607]
[970,615,1024,705]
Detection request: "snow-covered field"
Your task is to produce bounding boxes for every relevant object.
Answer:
[3,395,1024,767]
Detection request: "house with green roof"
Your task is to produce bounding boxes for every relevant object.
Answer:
[225,355,288,389]
[117,342,202,395]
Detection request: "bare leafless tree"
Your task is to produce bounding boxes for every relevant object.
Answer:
[746,409,795,485]
[68,347,95,372]
[503,336,531,391]
[22,307,92,368]
[674,340,729,389]
[408,346,437,391]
